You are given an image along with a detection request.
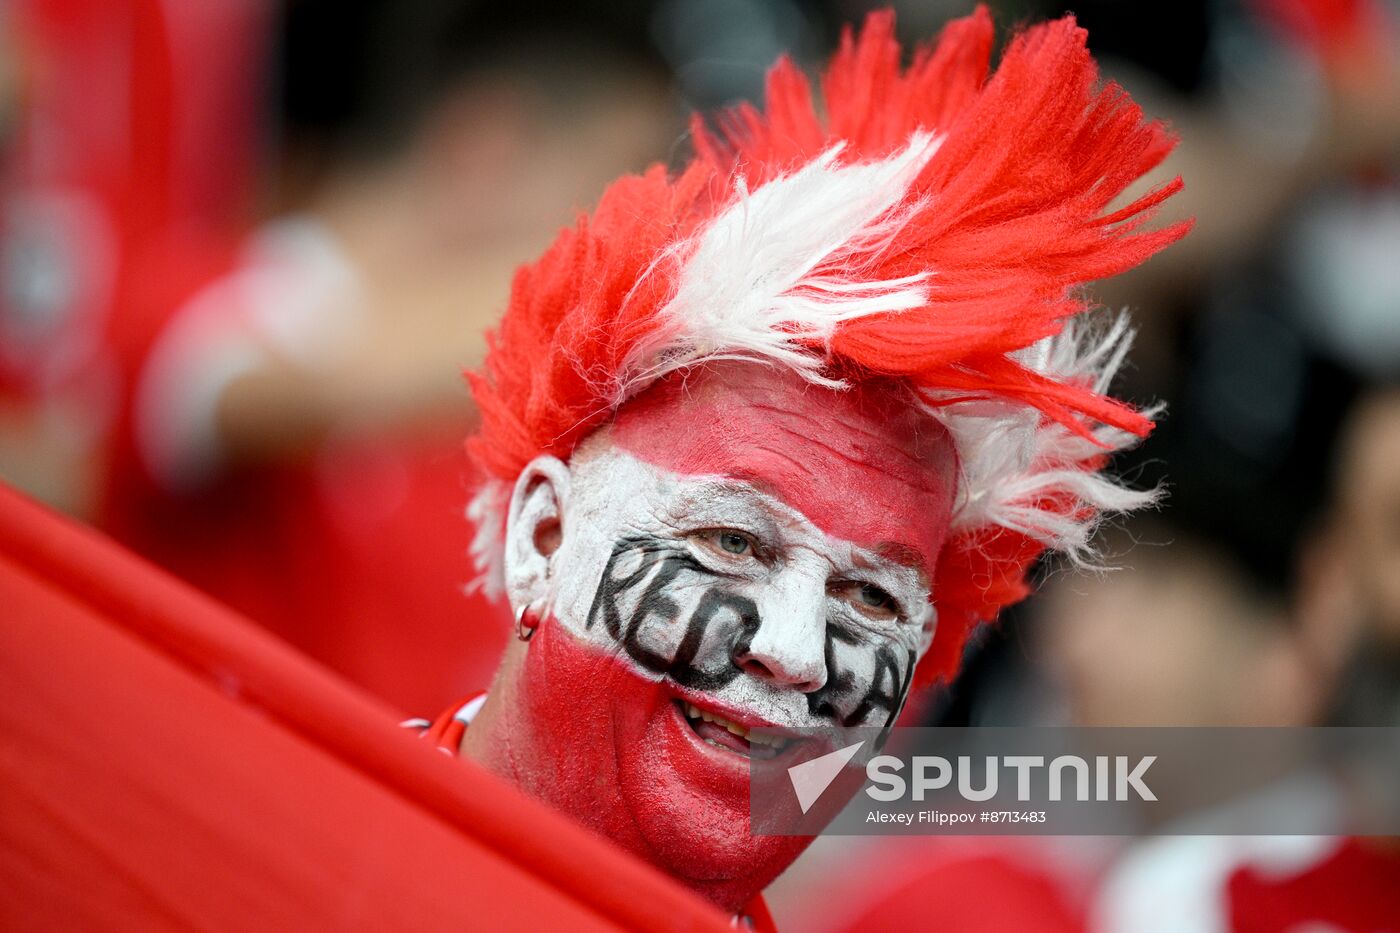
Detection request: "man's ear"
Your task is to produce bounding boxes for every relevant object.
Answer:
[503,455,572,610]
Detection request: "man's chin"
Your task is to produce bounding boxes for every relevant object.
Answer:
[613,681,811,906]
[616,760,810,911]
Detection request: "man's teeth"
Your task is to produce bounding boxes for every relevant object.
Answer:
[683,702,786,748]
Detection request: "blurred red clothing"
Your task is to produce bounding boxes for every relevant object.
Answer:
[1228,837,1400,933]
[4,0,506,714]
[102,432,509,716]
[785,838,1086,933]
[833,849,1083,933]
[102,220,508,715]
[1,0,266,512]
[2,0,266,394]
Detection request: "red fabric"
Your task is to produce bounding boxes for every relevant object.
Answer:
[467,6,1189,686]
[0,481,730,931]
[1226,838,1400,933]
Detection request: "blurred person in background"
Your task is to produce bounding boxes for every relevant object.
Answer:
[2,0,680,715]
[1048,3,1400,922]
[0,0,268,517]
[100,1,678,714]
[1037,514,1400,931]
[1041,522,1320,732]
[1303,386,1400,726]
[1210,385,1400,933]
[770,519,1333,933]
[1035,521,1332,930]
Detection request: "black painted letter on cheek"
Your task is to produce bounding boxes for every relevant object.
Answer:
[585,537,767,689]
[585,539,661,640]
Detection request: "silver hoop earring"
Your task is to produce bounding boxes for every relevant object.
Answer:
[515,603,540,642]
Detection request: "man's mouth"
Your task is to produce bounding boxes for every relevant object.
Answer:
[676,700,791,760]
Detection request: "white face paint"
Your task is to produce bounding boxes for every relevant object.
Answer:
[479,362,956,910]
[531,433,935,732]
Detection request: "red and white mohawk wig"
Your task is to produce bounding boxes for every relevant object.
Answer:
[465,7,1191,686]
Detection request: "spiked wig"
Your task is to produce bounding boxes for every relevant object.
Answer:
[465,7,1190,686]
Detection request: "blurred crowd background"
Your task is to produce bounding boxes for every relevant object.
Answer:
[1,0,1397,929]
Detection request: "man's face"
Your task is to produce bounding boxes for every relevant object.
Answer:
[486,362,956,909]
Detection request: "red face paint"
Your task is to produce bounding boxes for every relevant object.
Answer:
[478,617,810,912]
[610,364,957,580]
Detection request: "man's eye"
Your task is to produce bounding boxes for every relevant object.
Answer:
[691,529,761,562]
[719,532,750,554]
[830,581,899,621]
[859,584,894,609]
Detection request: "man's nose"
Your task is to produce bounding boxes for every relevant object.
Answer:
[733,577,827,692]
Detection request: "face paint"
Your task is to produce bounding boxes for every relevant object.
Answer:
[582,530,920,729]
[612,364,955,576]
[472,362,957,911]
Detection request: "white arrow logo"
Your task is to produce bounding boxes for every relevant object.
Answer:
[787,741,865,814]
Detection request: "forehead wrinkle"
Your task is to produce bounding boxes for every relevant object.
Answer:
[669,477,774,507]
[764,422,945,502]
[735,442,818,483]
[747,400,950,480]
[756,424,940,560]
[853,542,925,574]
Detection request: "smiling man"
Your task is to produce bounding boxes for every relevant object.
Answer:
[415,6,1190,924]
